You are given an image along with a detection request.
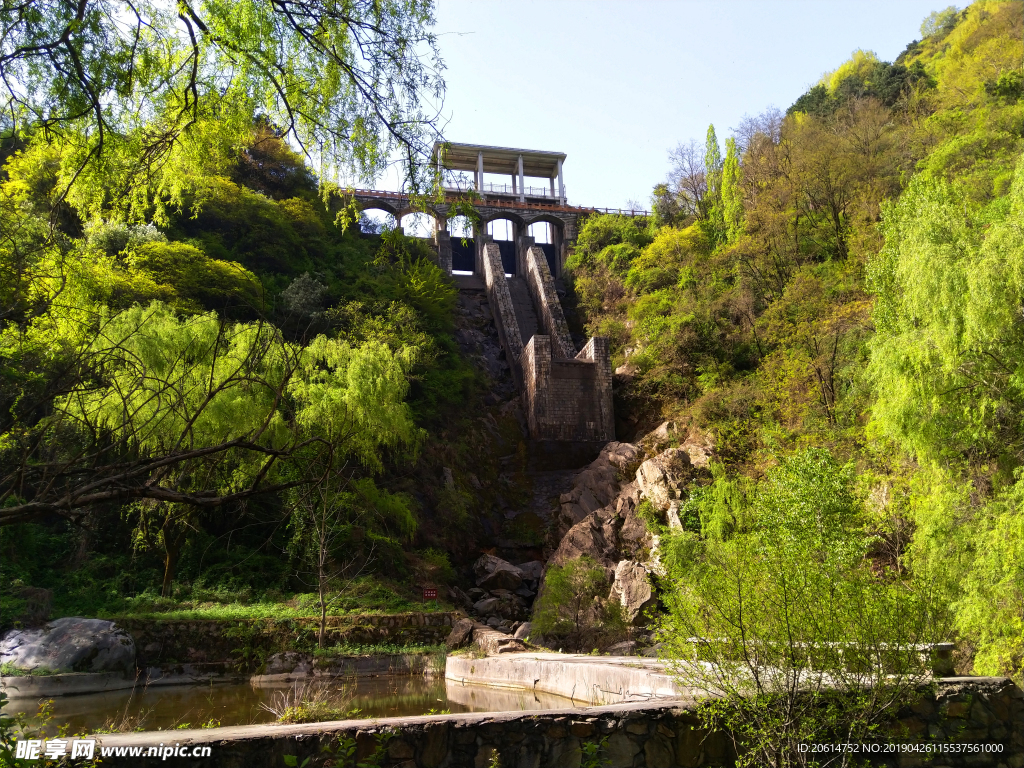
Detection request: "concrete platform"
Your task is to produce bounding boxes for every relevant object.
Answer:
[445,653,690,706]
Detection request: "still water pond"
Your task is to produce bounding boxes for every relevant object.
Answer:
[5,676,574,735]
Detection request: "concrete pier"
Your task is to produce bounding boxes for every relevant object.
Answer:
[445,653,688,706]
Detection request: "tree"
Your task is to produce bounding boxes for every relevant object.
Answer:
[0,0,445,215]
[0,302,422,529]
[659,449,948,767]
[532,557,625,652]
[702,124,726,244]
[667,139,709,222]
[721,137,744,244]
[867,153,1024,464]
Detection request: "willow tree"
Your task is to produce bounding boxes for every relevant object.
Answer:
[867,153,1024,675]
[0,0,445,215]
[0,0,443,535]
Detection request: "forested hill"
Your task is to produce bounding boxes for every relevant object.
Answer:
[0,122,524,619]
[2,0,1023,684]
[566,0,1024,677]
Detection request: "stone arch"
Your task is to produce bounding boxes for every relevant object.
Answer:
[479,211,527,229]
[357,201,398,218]
[521,212,566,231]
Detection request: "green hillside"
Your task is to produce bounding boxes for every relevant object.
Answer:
[568,0,1024,677]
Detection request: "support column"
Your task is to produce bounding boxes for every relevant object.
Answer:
[557,159,565,205]
[518,155,525,203]
[550,177,556,198]
[477,151,484,193]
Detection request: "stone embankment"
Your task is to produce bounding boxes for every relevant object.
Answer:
[90,674,1024,767]
[1,612,459,697]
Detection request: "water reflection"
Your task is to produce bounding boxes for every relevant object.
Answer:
[3,675,575,735]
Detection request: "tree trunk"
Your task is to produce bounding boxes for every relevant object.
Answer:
[161,520,185,598]
[162,540,180,598]
[319,590,327,649]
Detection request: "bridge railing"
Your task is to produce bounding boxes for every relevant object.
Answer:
[347,187,651,217]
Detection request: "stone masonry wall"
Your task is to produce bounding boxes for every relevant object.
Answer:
[433,231,453,274]
[522,335,615,442]
[525,245,576,359]
[93,677,1024,767]
[120,612,458,671]
[482,242,523,385]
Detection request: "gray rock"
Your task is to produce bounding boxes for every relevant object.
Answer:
[473,554,524,591]
[514,585,536,599]
[264,651,312,675]
[448,586,474,611]
[0,617,135,675]
[471,623,527,655]
[609,560,656,624]
[516,560,544,581]
[605,640,638,656]
[467,587,486,600]
[446,618,475,649]
[473,597,501,615]
[485,616,503,629]
[513,622,532,641]
[635,448,693,511]
[642,643,664,658]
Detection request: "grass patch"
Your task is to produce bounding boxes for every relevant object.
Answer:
[96,577,452,621]
[0,663,59,677]
[312,642,446,658]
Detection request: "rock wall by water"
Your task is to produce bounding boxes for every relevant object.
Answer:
[120,612,459,671]
[91,676,1024,767]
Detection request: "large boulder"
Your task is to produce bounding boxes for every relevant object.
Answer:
[445,618,475,650]
[0,618,135,676]
[473,554,523,591]
[552,442,638,543]
[608,560,656,624]
[471,623,527,655]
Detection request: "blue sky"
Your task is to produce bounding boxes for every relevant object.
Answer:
[380,0,946,214]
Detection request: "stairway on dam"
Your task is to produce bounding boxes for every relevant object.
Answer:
[453,241,613,446]
[506,277,539,345]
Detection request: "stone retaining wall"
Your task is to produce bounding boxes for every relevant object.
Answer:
[90,677,1024,767]
[522,335,615,442]
[119,612,458,671]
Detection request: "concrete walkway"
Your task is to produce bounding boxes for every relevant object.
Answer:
[445,653,690,706]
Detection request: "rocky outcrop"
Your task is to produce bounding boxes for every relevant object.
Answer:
[538,426,714,639]
[0,617,135,675]
[550,441,639,546]
[609,560,656,624]
[635,448,695,511]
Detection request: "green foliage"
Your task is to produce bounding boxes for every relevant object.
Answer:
[867,155,1024,463]
[532,557,625,652]
[580,736,610,768]
[659,448,947,766]
[921,6,960,39]
[721,137,744,244]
